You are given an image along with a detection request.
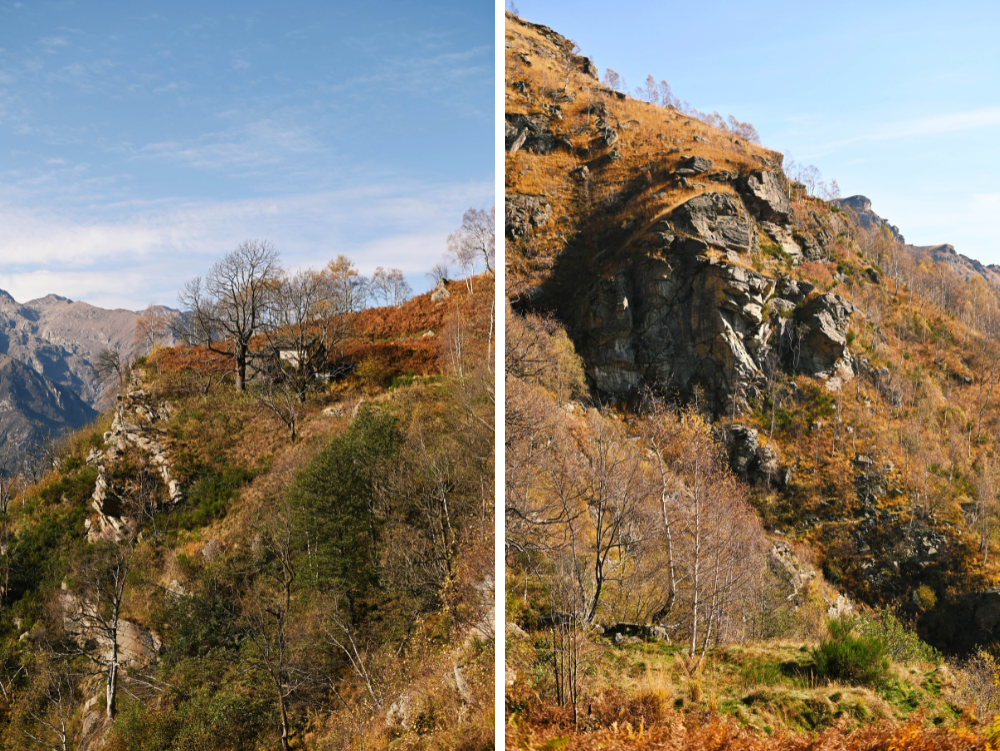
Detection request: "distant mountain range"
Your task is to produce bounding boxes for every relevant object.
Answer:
[0,353,96,451]
[0,291,174,451]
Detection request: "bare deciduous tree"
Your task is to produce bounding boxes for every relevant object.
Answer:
[93,348,131,393]
[60,537,139,721]
[177,239,281,391]
[602,68,623,94]
[644,74,659,105]
[369,267,412,308]
[133,305,174,356]
[253,262,367,440]
[427,261,450,286]
[14,659,78,751]
[658,79,677,109]
[240,508,315,751]
[447,207,495,291]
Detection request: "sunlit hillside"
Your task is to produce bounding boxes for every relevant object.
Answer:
[0,263,494,751]
[506,9,1000,748]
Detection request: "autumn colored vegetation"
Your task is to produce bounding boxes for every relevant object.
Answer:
[505,9,1000,747]
[0,258,494,750]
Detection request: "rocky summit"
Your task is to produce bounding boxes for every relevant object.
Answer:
[504,13,864,413]
[832,194,905,243]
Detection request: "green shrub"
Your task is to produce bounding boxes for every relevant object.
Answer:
[175,467,254,530]
[37,466,98,507]
[856,607,940,664]
[739,660,785,688]
[812,616,891,687]
[106,679,274,751]
[356,355,391,389]
[391,369,417,389]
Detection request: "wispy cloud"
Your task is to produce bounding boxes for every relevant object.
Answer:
[814,107,1000,154]
[36,36,69,54]
[0,179,494,307]
[130,117,323,171]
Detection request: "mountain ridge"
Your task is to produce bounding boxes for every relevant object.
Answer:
[0,352,96,450]
[830,195,1000,290]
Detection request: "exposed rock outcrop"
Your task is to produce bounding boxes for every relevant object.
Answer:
[668,192,753,253]
[505,194,553,240]
[738,170,792,223]
[675,155,712,175]
[725,425,780,483]
[431,280,452,303]
[578,56,599,79]
[87,371,181,543]
[778,293,855,378]
[574,251,774,410]
[59,589,162,668]
[566,187,855,411]
[832,195,904,243]
[760,222,803,263]
[505,113,556,154]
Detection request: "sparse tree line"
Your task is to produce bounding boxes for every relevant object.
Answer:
[91,205,495,443]
[600,68,762,145]
[783,154,842,201]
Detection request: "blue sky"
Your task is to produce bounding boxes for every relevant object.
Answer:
[510,1,1000,264]
[0,1,494,309]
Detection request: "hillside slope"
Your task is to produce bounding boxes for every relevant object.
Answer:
[506,10,1000,746]
[0,277,494,751]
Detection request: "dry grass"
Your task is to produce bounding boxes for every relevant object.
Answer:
[505,12,785,300]
[507,716,988,751]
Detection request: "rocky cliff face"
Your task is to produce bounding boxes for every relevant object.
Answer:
[87,370,182,543]
[504,12,862,413]
[569,185,855,412]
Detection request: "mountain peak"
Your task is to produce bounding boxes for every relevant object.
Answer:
[26,293,72,307]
